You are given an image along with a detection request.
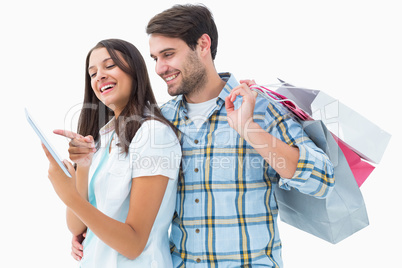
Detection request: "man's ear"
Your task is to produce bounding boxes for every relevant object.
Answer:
[197,33,211,57]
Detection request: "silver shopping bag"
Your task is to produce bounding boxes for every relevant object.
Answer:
[276,83,391,164]
[275,120,369,244]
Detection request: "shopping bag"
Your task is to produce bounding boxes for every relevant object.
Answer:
[275,82,391,164]
[251,85,311,120]
[333,135,375,187]
[274,120,369,244]
[251,84,376,187]
[250,84,371,243]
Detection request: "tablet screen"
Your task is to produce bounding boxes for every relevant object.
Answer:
[25,108,72,178]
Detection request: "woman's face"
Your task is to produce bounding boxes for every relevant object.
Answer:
[88,47,133,117]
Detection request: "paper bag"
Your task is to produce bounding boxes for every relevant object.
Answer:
[275,120,369,244]
[275,84,391,164]
[251,84,377,186]
[333,135,375,187]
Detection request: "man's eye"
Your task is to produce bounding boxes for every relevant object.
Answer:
[165,53,173,57]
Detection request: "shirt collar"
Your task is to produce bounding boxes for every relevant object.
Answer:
[100,117,116,136]
[217,72,240,101]
[99,107,150,137]
[171,72,239,109]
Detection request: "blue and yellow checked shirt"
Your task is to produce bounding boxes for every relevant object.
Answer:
[161,73,335,267]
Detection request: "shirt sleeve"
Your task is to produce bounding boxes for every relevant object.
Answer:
[263,101,335,198]
[129,120,182,180]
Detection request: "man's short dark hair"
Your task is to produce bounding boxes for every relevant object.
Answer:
[146,4,218,60]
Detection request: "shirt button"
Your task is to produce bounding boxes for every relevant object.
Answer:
[195,198,199,203]
[194,168,199,173]
[184,116,189,120]
[195,229,200,233]
[194,139,199,144]
[196,258,201,263]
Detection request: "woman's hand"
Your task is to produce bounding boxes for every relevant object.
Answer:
[42,143,79,207]
[53,130,96,167]
[225,80,258,138]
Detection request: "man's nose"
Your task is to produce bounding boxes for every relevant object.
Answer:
[155,59,168,76]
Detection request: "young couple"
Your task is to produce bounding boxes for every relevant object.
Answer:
[42,4,334,267]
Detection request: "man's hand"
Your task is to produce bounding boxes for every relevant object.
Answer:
[71,232,86,261]
[225,80,258,138]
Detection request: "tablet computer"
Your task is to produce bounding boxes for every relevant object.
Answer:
[25,108,72,178]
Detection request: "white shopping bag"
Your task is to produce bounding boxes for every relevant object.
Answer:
[275,82,391,164]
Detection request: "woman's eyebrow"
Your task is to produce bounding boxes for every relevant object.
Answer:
[88,57,113,71]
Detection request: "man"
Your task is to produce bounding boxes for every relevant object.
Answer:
[146,4,334,267]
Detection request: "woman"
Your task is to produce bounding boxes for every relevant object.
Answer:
[42,39,181,267]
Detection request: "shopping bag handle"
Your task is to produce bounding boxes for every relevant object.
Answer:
[250,84,312,121]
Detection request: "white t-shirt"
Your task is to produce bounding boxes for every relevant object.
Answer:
[81,119,181,268]
[186,97,218,130]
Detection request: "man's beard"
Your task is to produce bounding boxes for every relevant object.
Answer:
[168,51,207,97]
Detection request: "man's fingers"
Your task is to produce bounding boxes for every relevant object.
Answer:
[71,251,82,261]
[239,79,256,86]
[229,84,252,102]
[225,95,235,113]
[71,246,83,261]
[71,234,84,261]
[72,242,83,253]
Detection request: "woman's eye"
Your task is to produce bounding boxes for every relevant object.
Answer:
[106,64,115,69]
[90,72,96,78]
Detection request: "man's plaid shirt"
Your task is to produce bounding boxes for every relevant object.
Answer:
[161,73,335,267]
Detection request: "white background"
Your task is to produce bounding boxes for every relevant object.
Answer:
[1,0,400,267]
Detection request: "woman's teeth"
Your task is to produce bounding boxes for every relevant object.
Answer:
[100,84,115,92]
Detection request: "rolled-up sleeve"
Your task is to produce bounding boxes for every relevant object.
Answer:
[130,120,182,180]
[264,102,335,198]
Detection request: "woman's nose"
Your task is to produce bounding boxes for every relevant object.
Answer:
[96,69,107,81]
